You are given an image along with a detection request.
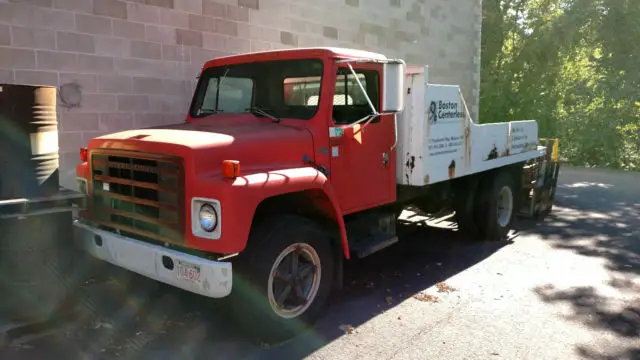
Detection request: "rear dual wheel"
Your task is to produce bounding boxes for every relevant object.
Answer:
[477,171,516,241]
[456,171,516,241]
[231,215,335,344]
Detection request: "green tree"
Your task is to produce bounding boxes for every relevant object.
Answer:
[480,0,640,170]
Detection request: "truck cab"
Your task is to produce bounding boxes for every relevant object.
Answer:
[74,47,558,343]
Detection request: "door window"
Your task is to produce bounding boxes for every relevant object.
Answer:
[332,69,380,125]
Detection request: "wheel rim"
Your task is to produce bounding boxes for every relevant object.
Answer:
[267,243,321,319]
[496,186,514,228]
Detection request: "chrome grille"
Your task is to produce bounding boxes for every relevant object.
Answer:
[90,150,184,245]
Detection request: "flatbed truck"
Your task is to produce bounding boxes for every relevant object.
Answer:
[73,47,559,342]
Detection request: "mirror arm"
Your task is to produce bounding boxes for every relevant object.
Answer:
[340,59,402,151]
[390,113,398,151]
[346,62,379,117]
[347,113,378,132]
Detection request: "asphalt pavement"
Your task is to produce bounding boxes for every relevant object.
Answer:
[1,166,638,360]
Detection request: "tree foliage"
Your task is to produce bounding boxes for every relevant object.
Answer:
[480,0,640,170]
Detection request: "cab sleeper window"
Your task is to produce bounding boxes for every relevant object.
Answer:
[332,68,380,125]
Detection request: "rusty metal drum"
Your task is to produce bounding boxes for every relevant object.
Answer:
[0,84,78,324]
[0,84,60,201]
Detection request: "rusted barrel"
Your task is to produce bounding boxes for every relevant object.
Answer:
[0,84,77,324]
[0,84,60,201]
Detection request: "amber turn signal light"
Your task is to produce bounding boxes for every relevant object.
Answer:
[80,147,88,162]
[222,160,240,179]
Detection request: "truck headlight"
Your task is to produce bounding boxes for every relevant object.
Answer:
[199,203,218,232]
[191,197,221,239]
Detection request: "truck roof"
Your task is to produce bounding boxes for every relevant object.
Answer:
[203,47,388,69]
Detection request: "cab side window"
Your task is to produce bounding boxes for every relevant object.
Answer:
[332,68,380,125]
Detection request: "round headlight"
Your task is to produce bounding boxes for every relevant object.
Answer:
[199,203,218,232]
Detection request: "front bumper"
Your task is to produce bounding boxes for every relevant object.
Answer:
[73,219,233,298]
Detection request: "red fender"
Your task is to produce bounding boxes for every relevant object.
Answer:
[226,167,350,259]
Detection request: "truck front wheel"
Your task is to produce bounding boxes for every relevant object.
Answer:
[231,215,335,343]
[477,171,516,241]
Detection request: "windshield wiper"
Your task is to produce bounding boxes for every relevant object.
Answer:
[197,108,222,116]
[246,106,281,123]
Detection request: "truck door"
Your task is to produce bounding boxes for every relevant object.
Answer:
[328,65,396,214]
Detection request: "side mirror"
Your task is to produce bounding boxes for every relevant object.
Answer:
[382,60,406,113]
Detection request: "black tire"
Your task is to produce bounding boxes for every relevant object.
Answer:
[476,171,516,241]
[455,209,479,237]
[453,180,480,237]
[231,215,335,344]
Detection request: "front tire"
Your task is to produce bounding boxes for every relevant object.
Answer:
[231,215,335,344]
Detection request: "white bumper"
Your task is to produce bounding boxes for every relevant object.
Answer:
[73,220,233,298]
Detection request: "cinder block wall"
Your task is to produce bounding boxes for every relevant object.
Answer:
[0,0,482,189]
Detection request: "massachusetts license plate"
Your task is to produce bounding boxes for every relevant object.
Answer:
[176,260,202,285]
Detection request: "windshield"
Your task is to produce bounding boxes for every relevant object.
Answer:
[190,59,324,120]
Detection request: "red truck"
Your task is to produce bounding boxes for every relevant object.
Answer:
[74,47,559,342]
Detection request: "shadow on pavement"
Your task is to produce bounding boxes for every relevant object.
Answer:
[534,169,640,275]
[532,282,640,360]
[534,284,640,338]
[527,168,640,360]
[576,346,640,360]
[0,217,509,360]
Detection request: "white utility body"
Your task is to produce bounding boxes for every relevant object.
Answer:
[396,66,547,186]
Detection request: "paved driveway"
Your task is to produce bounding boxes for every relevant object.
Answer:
[2,166,639,360]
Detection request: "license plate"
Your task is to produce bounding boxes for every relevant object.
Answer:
[176,260,202,285]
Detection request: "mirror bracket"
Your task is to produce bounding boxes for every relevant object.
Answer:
[335,57,406,150]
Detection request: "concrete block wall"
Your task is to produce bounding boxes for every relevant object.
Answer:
[0,0,482,189]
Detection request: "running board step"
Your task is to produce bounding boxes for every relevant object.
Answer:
[351,235,399,259]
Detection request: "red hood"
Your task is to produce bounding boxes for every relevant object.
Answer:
[87,114,315,175]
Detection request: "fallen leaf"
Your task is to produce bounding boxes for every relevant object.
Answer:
[385,296,393,304]
[436,282,456,293]
[339,324,355,334]
[413,293,439,303]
